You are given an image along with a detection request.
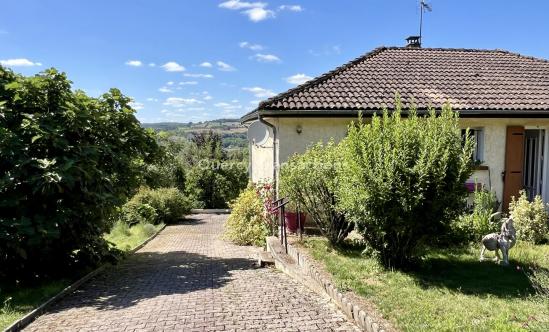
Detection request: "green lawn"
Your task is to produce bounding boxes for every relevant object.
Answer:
[104,221,164,251]
[304,238,549,332]
[0,222,163,330]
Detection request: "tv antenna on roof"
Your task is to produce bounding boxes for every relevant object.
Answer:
[419,0,432,45]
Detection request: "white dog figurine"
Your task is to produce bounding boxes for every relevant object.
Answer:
[479,217,516,265]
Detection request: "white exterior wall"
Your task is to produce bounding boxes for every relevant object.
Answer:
[249,117,352,184]
[460,118,549,204]
[248,115,549,206]
[250,129,274,183]
[277,118,352,165]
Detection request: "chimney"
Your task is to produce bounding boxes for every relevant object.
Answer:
[406,36,421,48]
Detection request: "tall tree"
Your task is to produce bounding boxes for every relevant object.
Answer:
[0,67,161,282]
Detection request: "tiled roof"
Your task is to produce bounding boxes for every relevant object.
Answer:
[246,47,549,118]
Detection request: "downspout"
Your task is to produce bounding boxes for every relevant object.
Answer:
[242,122,252,181]
[257,112,278,197]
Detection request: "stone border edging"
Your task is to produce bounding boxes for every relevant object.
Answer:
[266,237,385,332]
[190,209,231,214]
[3,224,167,332]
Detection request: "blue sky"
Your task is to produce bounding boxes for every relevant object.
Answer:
[1,0,549,123]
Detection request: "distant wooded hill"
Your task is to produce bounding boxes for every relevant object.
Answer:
[142,119,247,150]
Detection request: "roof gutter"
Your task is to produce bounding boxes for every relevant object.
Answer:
[257,111,278,197]
[241,108,549,122]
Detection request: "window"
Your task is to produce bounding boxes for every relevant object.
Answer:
[462,128,484,162]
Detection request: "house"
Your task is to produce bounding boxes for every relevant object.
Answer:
[240,41,549,211]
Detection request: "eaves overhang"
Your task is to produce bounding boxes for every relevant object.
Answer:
[240,108,549,124]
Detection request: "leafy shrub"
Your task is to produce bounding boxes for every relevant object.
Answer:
[280,141,353,245]
[453,189,499,242]
[120,202,158,225]
[509,191,549,244]
[256,180,277,235]
[143,130,248,209]
[0,67,160,282]
[337,103,474,268]
[185,163,247,209]
[128,187,192,224]
[224,185,268,246]
[144,161,186,191]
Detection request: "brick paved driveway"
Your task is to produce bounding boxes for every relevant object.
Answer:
[24,214,359,331]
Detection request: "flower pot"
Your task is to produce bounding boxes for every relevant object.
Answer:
[284,212,307,233]
[465,182,482,193]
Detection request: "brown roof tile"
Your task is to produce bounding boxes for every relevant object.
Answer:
[244,47,549,120]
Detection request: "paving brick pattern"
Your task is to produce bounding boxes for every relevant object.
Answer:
[24,214,359,331]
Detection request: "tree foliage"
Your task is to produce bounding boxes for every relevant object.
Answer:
[280,141,353,245]
[184,130,247,208]
[337,103,474,268]
[0,67,160,282]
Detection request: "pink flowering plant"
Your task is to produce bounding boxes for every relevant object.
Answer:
[255,180,278,235]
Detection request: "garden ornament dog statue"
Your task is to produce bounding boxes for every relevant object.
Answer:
[479,215,516,266]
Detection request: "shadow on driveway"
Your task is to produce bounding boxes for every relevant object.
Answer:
[48,250,256,311]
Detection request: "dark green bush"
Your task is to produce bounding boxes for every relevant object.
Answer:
[280,141,353,245]
[120,202,158,226]
[185,162,248,209]
[183,130,248,208]
[127,187,191,224]
[0,67,160,282]
[337,103,474,268]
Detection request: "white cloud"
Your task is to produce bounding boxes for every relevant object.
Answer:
[125,60,142,67]
[244,7,275,22]
[219,0,266,10]
[129,101,144,110]
[239,41,264,51]
[148,62,156,67]
[199,62,213,68]
[252,53,281,63]
[161,61,185,72]
[217,61,236,72]
[179,81,198,85]
[158,87,173,93]
[243,86,276,98]
[286,73,313,85]
[279,5,303,12]
[215,102,243,110]
[220,1,301,22]
[146,98,159,102]
[0,58,42,67]
[164,97,204,107]
[166,81,175,86]
[184,73,214,79]
[203,95,213,101]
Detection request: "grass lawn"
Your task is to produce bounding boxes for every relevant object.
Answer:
[304,238,549,332]
[104,221,164,251]
[0,222,163,330]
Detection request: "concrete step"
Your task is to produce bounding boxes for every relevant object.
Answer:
[257,251,275,267]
